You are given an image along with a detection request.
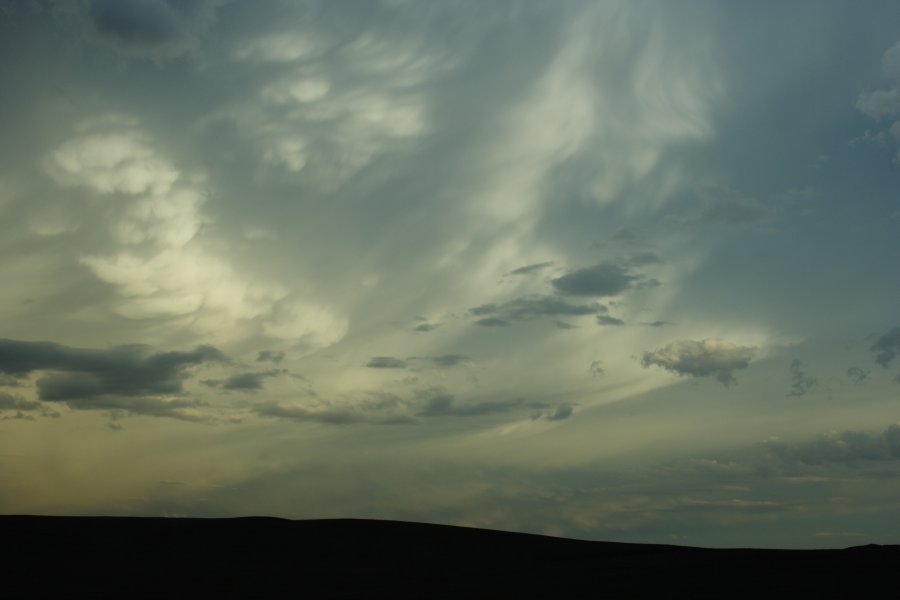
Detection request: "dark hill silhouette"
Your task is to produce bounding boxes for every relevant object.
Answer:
[2,515,897,598]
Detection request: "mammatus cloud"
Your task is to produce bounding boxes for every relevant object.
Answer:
[870,326,900,367]
[640,339,756,387]
[366,356,407,369]
[44,117,346,349]
[0,338,224,419]
[788,359,816,397]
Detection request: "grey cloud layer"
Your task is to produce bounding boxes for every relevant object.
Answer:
[0,338,224,416]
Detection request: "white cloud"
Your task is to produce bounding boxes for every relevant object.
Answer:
[46,132,178,195]
[46,118,344,349]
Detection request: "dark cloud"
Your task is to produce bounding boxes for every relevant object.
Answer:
[255,392,416,426]
[554,321,577,330]
[764,423,900,465]
[430,355,469,368]
[596,315,624,326]
[205,369,286,391]
[417,392,527,417]
[414,323,439,332]
[0,338,225,417]
[48,393,208,421]
[788,359,817,397]
[506,261,554,276]
[474,317,511,327]
[551,263,638,297]
[870,326,900,367]
[643,321,673,327]
[626,252,663,266]
[255,403,364,425]
[413,387,546,419]
[546,404,573,421]
[641,339,756,387]
[469,295,602,324]
[366,356,407,369]
[256,351,285,364]
[589,360,604,377]
[698,185,774,225]
[88,0,224,58]
[847,366,870,384]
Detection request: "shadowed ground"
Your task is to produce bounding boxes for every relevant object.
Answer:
[3,516,897,598]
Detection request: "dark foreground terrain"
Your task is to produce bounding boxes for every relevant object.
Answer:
[3,516,897,598]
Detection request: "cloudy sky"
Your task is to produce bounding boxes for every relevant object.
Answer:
[1,0,899,548]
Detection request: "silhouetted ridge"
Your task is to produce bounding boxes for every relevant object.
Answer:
[2,516,898,598]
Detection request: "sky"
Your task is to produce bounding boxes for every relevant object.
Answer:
[1,0,899,549]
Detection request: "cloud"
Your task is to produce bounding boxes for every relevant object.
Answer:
[205,369,285,391]
[366,356,407,369]
[870,326,900,367]
[255,392,416,425]
[856,41,900,162]
[429,355,469,368]
[847,367,870,384]
[256,351,285,364]
[643,321,673,327]
[640,339,756,387]
[474,317,511,328]
[469,295,602,323]
[554,321,577,330]
[625,252,663,267]
[764,423,900,465]
[596,315,625,326]
[0,392,41,412]
[0,338,224,418]
[416,391,528,418]
[698,185,774,225]
[546,404,573,421]
[788,359,816,397]
[506,261,554,276]
[46,129,178,196]
[87,0,225,59]
[414,323,439,332]
[551,263,639,297]
[857,41,900,118]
